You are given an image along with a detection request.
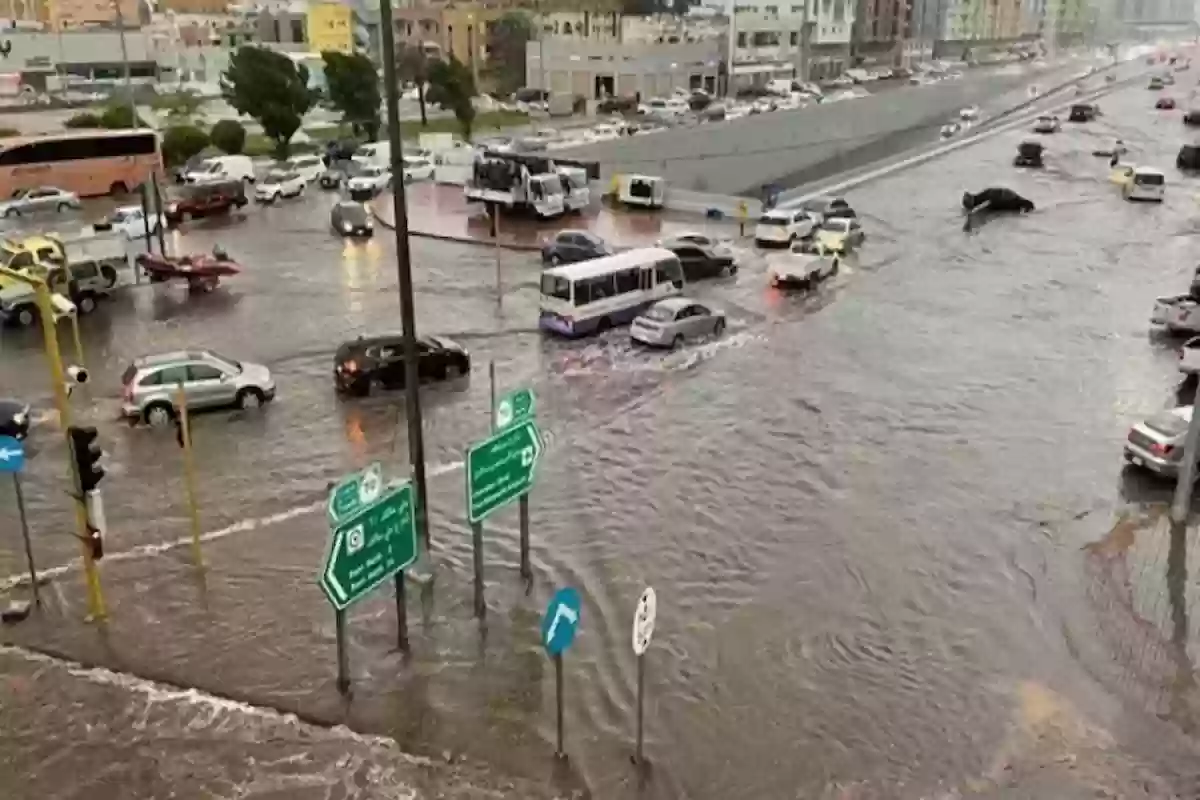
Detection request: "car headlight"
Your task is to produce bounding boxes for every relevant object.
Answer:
[342,222,352,232]
[12,411,26,426]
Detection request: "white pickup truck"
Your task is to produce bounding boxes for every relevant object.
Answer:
[1151,294,1200,334]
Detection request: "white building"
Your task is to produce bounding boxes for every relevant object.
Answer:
[700,0,856,82]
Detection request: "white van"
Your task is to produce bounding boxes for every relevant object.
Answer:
[352,141,391,169]
[539,248,685,337]
[184,154,255,184]
[1124,166,1166,202]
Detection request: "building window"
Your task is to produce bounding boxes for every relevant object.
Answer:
[737,31,746,46]
[291,18,304,42]
[272,18,281,41]
[790,30,798,44]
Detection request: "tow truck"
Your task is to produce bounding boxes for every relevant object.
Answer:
[466,151,597,219]
[0,230,134,326]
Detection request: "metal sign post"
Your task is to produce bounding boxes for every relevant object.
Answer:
[493,384,536,583]
[631,587,657,766]
[541,586,581,761]
[175,385,204,569]
[0,435,38,607]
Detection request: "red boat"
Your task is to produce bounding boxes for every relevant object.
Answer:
[137,248,241,292]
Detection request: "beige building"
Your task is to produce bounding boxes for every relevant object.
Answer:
[51,0,141,29]
[0,0,52,25]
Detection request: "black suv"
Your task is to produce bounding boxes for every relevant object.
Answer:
[334,334,470,396]
[1068,103,1098,122]
[1178,144,1200,171]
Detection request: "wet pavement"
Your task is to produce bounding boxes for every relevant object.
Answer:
[6,65,1200,798]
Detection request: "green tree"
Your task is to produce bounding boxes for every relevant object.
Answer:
[152,89,204,120]
[64,112,103,129]
[161,125,210,167]
[321,50,381,140]
[99,104,147,129]
[485,11,535,97]
[210,119,246,154]
[426,56,476,141]
[395,43,429,126]
[220,46,316,158]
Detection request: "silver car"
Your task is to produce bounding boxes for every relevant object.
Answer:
[630,297,726,348]
[1124,406,1192,476]
[1,186,81,217]
[120,350,276,425]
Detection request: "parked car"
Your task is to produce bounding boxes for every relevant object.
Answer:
[401,155,436,183]
[347,165,391,200]
[1033,115,1061,133]
[120,350,276,426]
[541,230,611,266]
[255,170,306,203]
[163,179,247,225]
[333,334,470,396]
[663,242,737,280]
[94,205,166,239]
[0,186,80,217]
[1157,96,1177,109]
[0,398,31,440]
[331,201,373,237]
[754,208,816,247]
[287,154,326,182]
[630,297,725,348]
[1124,405,1192,477]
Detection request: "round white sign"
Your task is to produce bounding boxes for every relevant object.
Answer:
[359,464,383,505]
[496,399,514,429]
[632,587,657,656]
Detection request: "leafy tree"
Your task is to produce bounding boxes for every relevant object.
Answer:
[321,50,381,140]
[486,11,535,97]
[64,112,103,129]
[426,56,476,141]
[152,89,203,120]
[161,125,210,167]
[395,42,430,126]
[220,46,315,159]
[210,119,246,154]
[99,104,147,129]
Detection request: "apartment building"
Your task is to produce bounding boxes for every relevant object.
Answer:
[51,0,142,29]
[940,0,1023,39]
[526,36,721,98]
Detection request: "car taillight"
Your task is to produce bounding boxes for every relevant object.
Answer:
[342,360,358,373]
[1152,441,1175,456]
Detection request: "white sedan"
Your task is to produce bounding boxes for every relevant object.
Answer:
[0,186,81,217]
[401,156,435,183]
[754,209,816,247]
[286,154,326,183]
[255,170,306,203]
[103,205,166,239]
[347,165,392,197]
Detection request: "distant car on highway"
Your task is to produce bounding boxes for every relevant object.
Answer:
[330,201,373,237]
[1124,406,1191,477]
[255,170,306,203]
[1157,96,1177,109]
[120,350,276,426]
[630,297,725,348]
[333,334,470,396]
[1033,115,1061,133]
[0,186,80,217]
[0,398,31,440]
[541,230,611,266]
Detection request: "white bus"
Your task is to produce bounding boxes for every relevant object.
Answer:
[539,247,685,337]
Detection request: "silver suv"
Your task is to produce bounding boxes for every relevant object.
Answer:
[120,350,276,425]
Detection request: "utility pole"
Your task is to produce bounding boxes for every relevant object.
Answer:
[113,0,137,126]
[378,0,431,553]
[726,0,738,97]
[800,0,811,83]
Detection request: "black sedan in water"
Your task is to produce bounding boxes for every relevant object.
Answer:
[663,242,737,280]
[541,230,612,266]
[334,334,470,396]
[331,201,373,236]
[0,398,31,440]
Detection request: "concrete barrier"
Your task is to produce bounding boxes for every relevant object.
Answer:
[550,64,1099,197]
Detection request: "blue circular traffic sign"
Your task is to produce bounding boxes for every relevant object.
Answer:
[541,587,581,656]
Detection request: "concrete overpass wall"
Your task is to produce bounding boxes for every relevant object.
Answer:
[553,70,1041,196]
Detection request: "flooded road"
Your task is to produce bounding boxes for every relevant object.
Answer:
[5,66,1200,798]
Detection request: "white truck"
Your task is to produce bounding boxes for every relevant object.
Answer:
[466,151,568,219]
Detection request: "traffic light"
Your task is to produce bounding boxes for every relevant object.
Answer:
[68,425,104,493]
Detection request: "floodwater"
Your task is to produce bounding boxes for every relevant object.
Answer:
[5,66,1200,798]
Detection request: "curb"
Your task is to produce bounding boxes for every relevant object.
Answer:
[368,197,544,252]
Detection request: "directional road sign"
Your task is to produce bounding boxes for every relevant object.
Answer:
[495,387,535,431]
[0,436,25,474]
[320,482,417,610]
[541,586,581,656]
[327,463,383,526]
[632,587,657,656]
[466,419,542,524]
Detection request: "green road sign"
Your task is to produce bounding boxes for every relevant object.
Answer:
[320,482,417,610]
[327,463,383,526]
[466,419,543,524]
[495,387,535,431]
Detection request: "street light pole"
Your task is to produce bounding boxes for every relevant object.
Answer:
[113,0,137,126]
[378,0,431,553]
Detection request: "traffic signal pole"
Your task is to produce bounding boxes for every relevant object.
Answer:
[0,267,107,621]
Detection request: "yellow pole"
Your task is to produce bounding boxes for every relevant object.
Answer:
[69,314,85,368]
[0,266,106,620]
[175,384,204,569]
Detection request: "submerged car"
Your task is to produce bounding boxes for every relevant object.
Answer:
[120,350,276,426]
[1157,96,1177,109]
[1178,144,1200,170]
[1186,109,1200,126]
[768,248,840,289]
[1014,140,1044,167]
[1124,406,1192,477]
[1068,103,1099,122]
[630,297,725,348]
[0,186,80,217]
[331,201,373,237]
[813,217,865,252]
[334,334,470,396]
[541,230,611,265]
[663,242,737,280]
[1032,115,1061,134]
[255,170,306,203]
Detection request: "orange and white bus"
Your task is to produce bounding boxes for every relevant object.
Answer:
[0,129,163,199]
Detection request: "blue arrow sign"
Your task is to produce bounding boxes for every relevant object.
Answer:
[541,587,581,656]
[0,435,25,473]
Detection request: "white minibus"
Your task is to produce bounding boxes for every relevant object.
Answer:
[539,247,685,337]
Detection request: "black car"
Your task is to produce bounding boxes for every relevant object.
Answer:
[331,201,373,236]
[541,229,611,266]
[0,398,31,440]
[1068,103,1098,122]
[1013,141,1044,167]
[1185,110,1200,127]
[324,140,359,167]
[1178,144,1200,171]
[334,334,470,396]
[665,243,737,280]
